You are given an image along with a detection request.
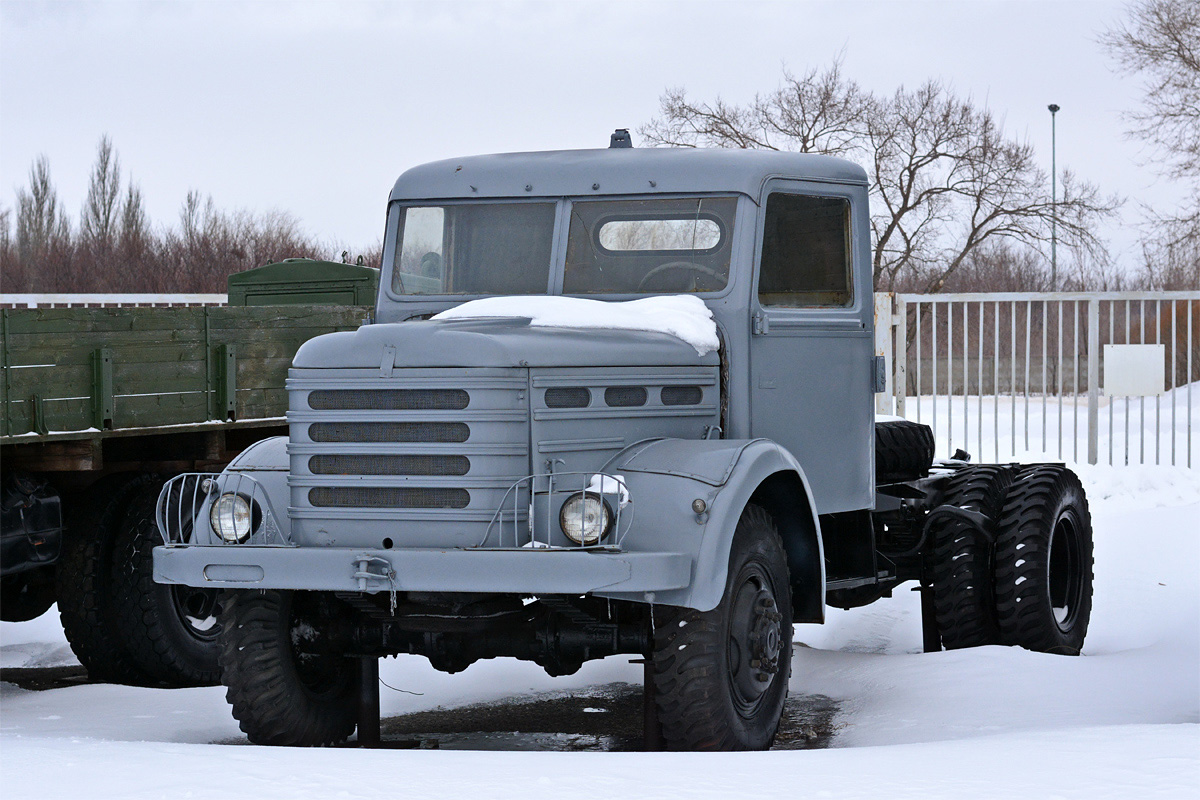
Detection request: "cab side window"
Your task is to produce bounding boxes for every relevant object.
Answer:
[758,194,852,307]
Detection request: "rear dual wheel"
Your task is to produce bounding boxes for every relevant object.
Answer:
[993,465,1093,655]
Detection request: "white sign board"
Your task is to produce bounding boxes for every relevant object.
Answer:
[1103,344,1165,397]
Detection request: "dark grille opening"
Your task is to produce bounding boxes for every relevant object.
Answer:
[661,386,704,406]
[308,389,469,411]
[309,454,470,476]
[604,386,647,407]
[308,487,470,509]
[544,387,590,408]
[308,422,470,443]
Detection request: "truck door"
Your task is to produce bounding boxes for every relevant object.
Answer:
[748,181,874,515]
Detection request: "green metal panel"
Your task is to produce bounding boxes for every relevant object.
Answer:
[1,305,367,440]
[227,258,380,306]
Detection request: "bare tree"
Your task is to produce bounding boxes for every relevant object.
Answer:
[640,64,1118,291]
[1103,0,1200,289]
[81,135,123,256]
[14,156,71,292]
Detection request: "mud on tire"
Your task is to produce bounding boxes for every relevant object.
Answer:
[875,420,935,483]
[993,465,1093,655]
[219,589,358,746]
[925,465,1015,649]
[110,485,223,686]
[650,504,792,751]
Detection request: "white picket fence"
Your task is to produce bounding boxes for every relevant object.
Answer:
[875,291,1200,468]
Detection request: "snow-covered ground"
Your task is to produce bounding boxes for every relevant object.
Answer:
[2,425,1198,798]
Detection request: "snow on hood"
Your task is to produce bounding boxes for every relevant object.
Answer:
[432,295,720,356]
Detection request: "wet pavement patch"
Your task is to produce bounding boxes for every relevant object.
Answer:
[368,683,841,751]
[0,666,93,691]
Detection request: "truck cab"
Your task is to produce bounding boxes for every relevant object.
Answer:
[153,135,1093,751]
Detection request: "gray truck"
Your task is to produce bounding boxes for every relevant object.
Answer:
[152,132,1093,751]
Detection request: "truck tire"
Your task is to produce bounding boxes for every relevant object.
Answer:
[651,504,792,751]
[925,465,1014,649]
[993,465,1093,655]
[875,420,935,483]
[55,474,159,684]
[110,485,222,686]
[218,589,358,746]
[0,568,57,622]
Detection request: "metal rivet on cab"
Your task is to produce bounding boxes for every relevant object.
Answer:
[692,498,707,514]
[592,182,600,190]
[525,184,532,192]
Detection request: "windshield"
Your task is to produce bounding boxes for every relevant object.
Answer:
[387,196,738,297]
[564,197,736,294]
[391,202,556,295]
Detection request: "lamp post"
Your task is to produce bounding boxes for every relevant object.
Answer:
[1048,103,1060,292]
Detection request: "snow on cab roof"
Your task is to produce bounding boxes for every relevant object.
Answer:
[390,147,869,202]
[431,294,720,356]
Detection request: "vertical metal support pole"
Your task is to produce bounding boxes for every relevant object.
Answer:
[1171,300,1178,465]
[644,659,663,751]
[917,585,941,653]
[358,657,380,748]
[947,302,954,455]
[1073,301,1080,463]
[1087,299,1100,466]
[895,300,908,418]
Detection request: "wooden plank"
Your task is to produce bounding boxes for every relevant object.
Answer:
[3,307,205,335]
[206,306,370,331]
[235,387,289,420]
[113,392,210,429]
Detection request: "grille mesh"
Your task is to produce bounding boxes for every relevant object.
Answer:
[544,387,590,408]
[308,422,470,443]
[308,389,468,411]
[308,487,470,509]
[661,386,703,406]
[604,386,647,407]
[309,454,470,476]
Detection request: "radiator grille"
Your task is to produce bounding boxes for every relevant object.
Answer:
[661,385,703,406]
[308,422,470,443]
[544,387,590,408]
[308,389,469,411]
[309,454,470,476]
[308,487,470,509]
[604,386,647,407]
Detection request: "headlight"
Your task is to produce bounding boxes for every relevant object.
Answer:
[559,492,612,545]
[210,493,252,543]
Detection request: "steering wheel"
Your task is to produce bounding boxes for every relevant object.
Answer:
[636,261,726,292]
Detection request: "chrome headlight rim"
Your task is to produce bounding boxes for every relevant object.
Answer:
[559,491,613,546]
[210,492,254,544]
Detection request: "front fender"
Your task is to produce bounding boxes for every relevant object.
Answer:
[595,438,825,618]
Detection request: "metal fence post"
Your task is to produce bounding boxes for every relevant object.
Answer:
[895,299,907,418]
[1087,298,1100,465]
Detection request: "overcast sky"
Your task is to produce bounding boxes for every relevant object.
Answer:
[0,0,1183,271]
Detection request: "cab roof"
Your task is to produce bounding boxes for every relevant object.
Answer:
[389,147,869,203]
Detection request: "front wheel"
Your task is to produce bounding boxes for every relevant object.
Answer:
[651,504,792,751]
[218,590,358,746]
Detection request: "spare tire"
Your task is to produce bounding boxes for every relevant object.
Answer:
[875,420,935,483]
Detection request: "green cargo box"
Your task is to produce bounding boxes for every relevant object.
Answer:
[0,304,368,440]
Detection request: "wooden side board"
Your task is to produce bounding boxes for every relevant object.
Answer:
[1,305,368,439]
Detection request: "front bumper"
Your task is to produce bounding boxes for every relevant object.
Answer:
[152,544,691,596]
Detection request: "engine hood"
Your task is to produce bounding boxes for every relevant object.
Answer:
[293,317,719,369]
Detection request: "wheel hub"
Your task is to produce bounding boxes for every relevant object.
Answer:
[729,580,784,712]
